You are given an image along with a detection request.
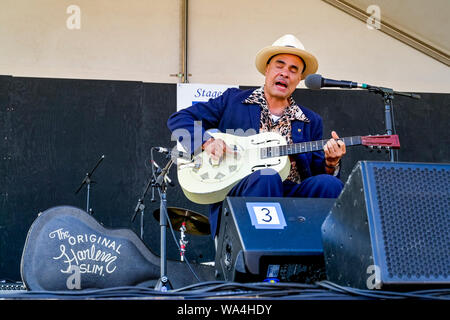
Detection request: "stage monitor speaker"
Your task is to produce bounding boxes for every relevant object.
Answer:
[322,161,450,290]
[214,197,336,283]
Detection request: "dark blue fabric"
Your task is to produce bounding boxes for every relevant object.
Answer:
[167,88,343,238]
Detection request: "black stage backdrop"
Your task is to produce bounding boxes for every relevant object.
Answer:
[0,75,449,281]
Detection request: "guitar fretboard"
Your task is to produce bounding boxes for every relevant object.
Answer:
[260,136,362,159]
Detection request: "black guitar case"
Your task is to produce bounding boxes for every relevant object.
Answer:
[20,205,161,291]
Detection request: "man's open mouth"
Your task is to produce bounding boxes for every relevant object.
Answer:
[275,81,288,89]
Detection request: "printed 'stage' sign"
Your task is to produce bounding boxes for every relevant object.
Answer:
[176,83,238,111]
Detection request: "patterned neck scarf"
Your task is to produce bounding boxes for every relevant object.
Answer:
[243,86,310,183]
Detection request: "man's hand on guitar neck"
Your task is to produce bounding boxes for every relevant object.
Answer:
[202,138,235,164]
[323,131,346,174]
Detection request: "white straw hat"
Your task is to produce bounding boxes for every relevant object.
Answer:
[255,34,318,77]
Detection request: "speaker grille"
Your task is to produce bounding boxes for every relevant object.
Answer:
[372,165,450,280]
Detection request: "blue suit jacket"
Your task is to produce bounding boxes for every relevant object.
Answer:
[167,87,327,180]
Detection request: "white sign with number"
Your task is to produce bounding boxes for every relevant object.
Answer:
[246,202,287,229]
[253,206,280,225]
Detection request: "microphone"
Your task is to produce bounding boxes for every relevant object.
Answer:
[305,74,370,90]
[152,146,192,160]
[153,147,170,154]
[305,74,421,100]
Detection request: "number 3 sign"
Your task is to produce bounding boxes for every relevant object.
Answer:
[246,202,287,229]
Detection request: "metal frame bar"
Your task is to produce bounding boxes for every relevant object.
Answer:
[322,0,450,66]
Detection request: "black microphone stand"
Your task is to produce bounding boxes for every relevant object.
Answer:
[131,171,155,240]
[367,86,420,162]
[151,151,175,292]
[75,155,105,214]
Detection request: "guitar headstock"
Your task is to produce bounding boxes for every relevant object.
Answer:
[361,135,400,149]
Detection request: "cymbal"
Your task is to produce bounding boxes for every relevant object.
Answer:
[153,207,210,236]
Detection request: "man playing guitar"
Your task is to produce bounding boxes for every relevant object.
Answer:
[167,34,346,241]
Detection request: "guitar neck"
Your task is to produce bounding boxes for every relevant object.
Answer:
[261,136,362,158]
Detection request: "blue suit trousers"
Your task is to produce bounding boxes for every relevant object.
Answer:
[209,168,344,238]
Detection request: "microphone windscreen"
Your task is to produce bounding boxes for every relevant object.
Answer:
[305,74,323,89]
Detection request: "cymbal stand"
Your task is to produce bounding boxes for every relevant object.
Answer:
[179,221,188,261]
[75,155,105,214]
[131,171,155,240]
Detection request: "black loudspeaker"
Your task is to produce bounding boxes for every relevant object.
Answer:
[322,161,450,290]
[214,197,336,283]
